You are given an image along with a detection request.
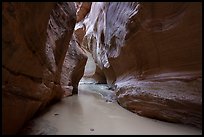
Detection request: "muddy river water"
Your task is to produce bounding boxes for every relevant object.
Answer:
[19,83,201,135]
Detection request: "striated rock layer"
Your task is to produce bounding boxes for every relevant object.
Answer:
[2,2,86,134]
[82,2,202,128]
[75,2,92,23]
[74,2,105,84]
[60,34,87,96]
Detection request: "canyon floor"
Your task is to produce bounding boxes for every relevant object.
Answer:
[19,81,202,135]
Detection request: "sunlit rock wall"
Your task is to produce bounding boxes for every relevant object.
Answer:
[2,2,81,134]
[82,2,202,128]
[75,2,92,23]
[74,2,106,84]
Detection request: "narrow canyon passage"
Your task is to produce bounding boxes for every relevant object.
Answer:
[19,83,201,135]
[3,2,202,135]
[18,52,201,135]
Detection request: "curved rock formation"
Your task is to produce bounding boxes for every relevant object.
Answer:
[74,2,105,84]
[81,50,107,84]
[2,2,202,135]
[60,34,87,96]
[2,2,87,134]
[82,2,202,128]
[75,2,92,23]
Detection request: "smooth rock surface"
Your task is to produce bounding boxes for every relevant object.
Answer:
[82,2,202,128]
[80,50,106,84]
[2,2,202,135]
[75,2,92,22]
[60,34,87,96]
[2,2,81,134]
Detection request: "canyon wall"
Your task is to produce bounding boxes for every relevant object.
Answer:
[82,2,202,128]
[74,2,107,84]
[2,2,202,135]
[2,2,87,134]
[60,34,87,96]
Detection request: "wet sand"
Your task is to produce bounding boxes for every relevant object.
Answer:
[19,83,201,135]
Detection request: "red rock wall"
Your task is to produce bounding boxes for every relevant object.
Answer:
[75,2,92,22]
[60,34,87,96]
[2,2,87,134]
[82,2,202,128]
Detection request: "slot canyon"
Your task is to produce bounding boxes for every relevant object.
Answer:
[2,2,202,135]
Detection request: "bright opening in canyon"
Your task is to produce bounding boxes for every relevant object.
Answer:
[2,2,202,135]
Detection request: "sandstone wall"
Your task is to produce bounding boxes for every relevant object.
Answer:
[60,34,87,96]
[82,2,202,128]
[2,2,86,134]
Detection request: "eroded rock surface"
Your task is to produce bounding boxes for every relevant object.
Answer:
[75,2,92,23]
[74,2,104,84]
[60,34,87,96]
[2,2,84,134]
[2,2,202,135]
[82,2,202,128]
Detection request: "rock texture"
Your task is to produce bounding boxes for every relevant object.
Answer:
[75,2,92,23]
[74,2,105,84]
[60,34,87,96]
[91,65,107,84]
[74,2,91,46]
[2,2,86,134]
[82,2,202,128]
[81,50,107,84]
[2,2,202,135]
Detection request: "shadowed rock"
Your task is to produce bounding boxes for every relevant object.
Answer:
[2,2,86,134]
